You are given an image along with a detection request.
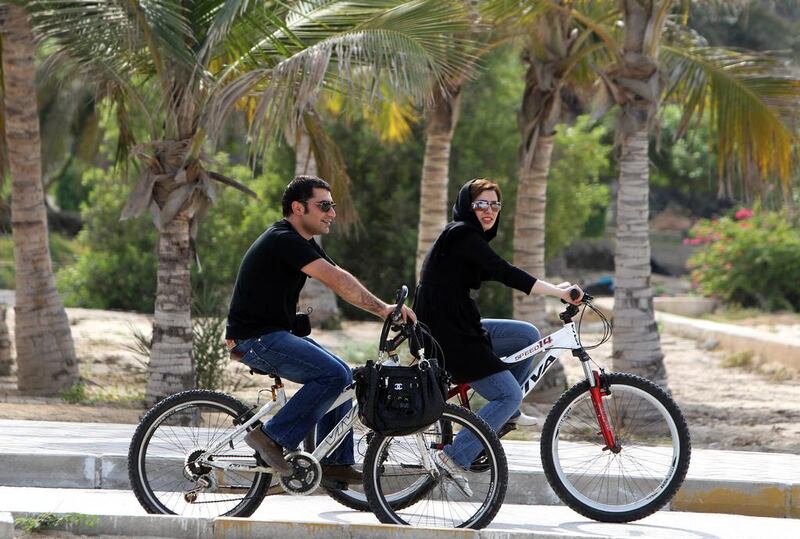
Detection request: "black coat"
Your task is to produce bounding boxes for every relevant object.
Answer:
[414,181,536,383]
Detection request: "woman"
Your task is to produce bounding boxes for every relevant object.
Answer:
[415,178,582,491]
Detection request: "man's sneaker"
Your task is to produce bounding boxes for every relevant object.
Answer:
[432,450,473,497]
[321,464,363,485]
[508,411,538,427]
[244,428,293,477]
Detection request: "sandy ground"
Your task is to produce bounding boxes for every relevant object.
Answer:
[1,307,799,454]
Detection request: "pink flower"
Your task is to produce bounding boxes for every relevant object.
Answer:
[735,208,753,221]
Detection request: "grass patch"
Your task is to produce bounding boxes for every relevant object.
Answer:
[339,340,379,365]
[719,351,796,382]
[720,351,754,369]
[60,381,144,407]
[15,512,97,533]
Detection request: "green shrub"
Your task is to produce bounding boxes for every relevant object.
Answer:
[0,232,81,289]
[57,153,285,312]
[687,209,800,311]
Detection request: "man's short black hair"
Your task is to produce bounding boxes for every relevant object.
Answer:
[281,175,331,216]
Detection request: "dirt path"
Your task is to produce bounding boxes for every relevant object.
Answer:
[1,308,799,454]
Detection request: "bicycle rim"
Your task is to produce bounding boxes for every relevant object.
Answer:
[367,408,503,528]
[547,380,683,517]
[136,399,267,517]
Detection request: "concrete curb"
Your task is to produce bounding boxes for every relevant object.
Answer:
[655,311,800,371]
[0,512,13,539]
[3,453,799,519]
[7,512,591,539]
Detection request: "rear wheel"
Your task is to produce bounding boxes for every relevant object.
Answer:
[541,372,691,522]
[128,390,270,518]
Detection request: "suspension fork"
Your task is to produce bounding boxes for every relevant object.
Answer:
[588,370,619,452]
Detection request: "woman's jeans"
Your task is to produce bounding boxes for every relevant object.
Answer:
[444,319,540,468]
[233,331,354,465]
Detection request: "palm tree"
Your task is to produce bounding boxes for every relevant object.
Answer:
[593,0,800,384]
[0,3,78,394]
[30,0,474,404]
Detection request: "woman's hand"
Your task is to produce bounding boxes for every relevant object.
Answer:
[560,284,584,305]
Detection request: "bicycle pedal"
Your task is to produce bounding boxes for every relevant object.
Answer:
[321,479,349,490]
[497,422,517,439]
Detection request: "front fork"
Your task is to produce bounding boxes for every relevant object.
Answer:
[578,352,619,452]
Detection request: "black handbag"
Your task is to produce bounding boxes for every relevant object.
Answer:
[353,358,449,436]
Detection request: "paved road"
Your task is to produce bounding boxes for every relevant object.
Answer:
[2,486,800,538]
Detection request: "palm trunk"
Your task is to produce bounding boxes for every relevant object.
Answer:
[0,307,12,376]
[415,88,462,280]
[610,0,669,388]
[513,135,553,323]
[612,129,667,386]
[1,5,78,394]
[515,55,566,406]
[145,213,195,404]
[295,129,341,327]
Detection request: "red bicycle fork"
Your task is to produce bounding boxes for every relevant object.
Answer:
[589,371,619,452]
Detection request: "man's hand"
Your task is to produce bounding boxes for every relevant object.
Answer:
[382,304,417,324]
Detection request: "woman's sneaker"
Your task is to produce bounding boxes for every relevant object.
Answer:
[508,411,538,427]
[432,450,473,497]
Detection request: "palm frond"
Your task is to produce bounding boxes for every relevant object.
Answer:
[205,1,474,157]
[661,45,800,185]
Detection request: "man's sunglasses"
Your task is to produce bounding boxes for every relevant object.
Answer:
[305,200,337,212]
[471,200,502,212]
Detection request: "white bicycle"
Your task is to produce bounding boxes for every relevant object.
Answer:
[128,288,507,529]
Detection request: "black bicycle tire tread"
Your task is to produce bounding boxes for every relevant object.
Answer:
[540,372,691,523]
[128,389,270,518]
[363,403,508,529]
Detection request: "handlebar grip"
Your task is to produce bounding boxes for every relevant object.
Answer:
[391,285,409,321]
[569,288,581,301]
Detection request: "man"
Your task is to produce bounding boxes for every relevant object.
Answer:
[226,175,415,484]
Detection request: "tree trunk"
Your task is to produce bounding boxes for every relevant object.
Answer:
[1,4,79,394]
[612,129,667,386]
[295,129,341,328]
[0,307,12,376]
[513,135,553,323]
[611,0,669,388]
[415,88,462,280]
[515,54,567,406]
[145,213,195,404]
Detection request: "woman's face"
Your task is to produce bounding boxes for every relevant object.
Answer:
[471,189,501,231]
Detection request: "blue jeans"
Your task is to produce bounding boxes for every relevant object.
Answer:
[444,319,540,468]
[233,332,354,465]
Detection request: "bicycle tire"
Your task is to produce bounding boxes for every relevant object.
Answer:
[363,403,507,529]
[541,372,691,523]
[302,420,453,512]
[128,390,270,518]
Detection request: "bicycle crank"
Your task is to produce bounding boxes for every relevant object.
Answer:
[278,450,322,495]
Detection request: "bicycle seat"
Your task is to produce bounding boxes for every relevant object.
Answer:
[249,367,276,377]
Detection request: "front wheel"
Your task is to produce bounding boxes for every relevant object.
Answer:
[363,403,507,529]
[541,372,691,522]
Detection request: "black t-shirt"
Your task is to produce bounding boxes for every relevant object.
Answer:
[226,219,333,339]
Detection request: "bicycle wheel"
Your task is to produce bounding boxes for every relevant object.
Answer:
[303,418,453,512]
[128,390,270,518]
[541,372,691,523]
[363,403,507,529]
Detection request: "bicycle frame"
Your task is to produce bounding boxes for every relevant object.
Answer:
[197,381,359,474]
[446,316,617,449]
[448,320,594,402]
